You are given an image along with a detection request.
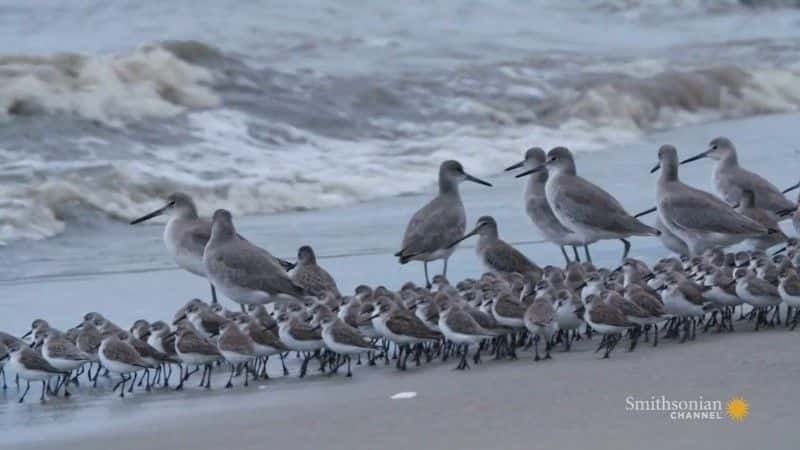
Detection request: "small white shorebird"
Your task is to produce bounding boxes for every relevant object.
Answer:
[130,192,294,303]
[396,160,492,288]
[679,137,793,217]
[505,147,583,263]
[652,145,768,255]
[203,209,304,310]
[6,341,68,403]
[516,147,659,262]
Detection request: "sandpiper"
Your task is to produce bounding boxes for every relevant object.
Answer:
[276,311,325,378]
[174,325,222,389]
[98,331,151,397]
[680,137,793,217]
[203,209,304,309]
[437,298,494,370]
[39,330,91,397]
[291,245,341,298]
[396,160,491,288]
[373,298,442,370]
[217,321,256,388]
[582,294,635,358]
[6,341,68,403]
[449,216,542,278]
[523,291,558,361]
[516,147,658,261]
[313,311,375,377]
[778,268,800,329]
[734,268,782,330]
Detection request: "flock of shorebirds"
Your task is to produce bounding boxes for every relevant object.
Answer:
[4,137,800,404]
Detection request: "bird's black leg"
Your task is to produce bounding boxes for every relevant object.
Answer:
[560,246,571,265]
[584,245,592,263]
[572,246,581,262]
[620,239,631,261]
[210,283,218,304]
[424,262,431,290]
[18,381,31,403]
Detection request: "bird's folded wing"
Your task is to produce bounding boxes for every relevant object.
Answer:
[662,192,766,235]
[331,324,372,348]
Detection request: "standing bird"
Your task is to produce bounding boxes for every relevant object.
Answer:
[291,245,341,298]
[396,160,492,288]
[448,216,542,279]
[516,147,658,262]
[652,145,768,255]
[505,147,583,263]
[130,192,294,303]
[203,209,304,309]
[735,189,787,251]
[679,137,793,218]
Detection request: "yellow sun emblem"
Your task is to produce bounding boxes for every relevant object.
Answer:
[726,397,749,422]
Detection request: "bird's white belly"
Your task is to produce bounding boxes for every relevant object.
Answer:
[44,354,85,372]
[779,285,800,308]
[663,291,704,317]
[164,223,206,277]
[8,358,56,380]
[322,328,368,354]
[99,356,141,375]
[438,319,481,345]
[278,326,323,352]
[176,351,219,366]
[220,350,253,365]
[736,283,780,307]
[706,287,742,306]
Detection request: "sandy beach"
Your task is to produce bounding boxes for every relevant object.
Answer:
[3,113,800,449]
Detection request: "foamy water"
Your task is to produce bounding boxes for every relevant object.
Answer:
[2,0,800,245]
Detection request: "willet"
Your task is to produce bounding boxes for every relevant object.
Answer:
[516,147,658,261]
[130,192,294,303]
[396,160,492,288]
[448,216,542,279]
[291,245,341,298]
[203,209,304,309]
[652,145,768,255]
[505,147,583,263]
[679,137,793,217]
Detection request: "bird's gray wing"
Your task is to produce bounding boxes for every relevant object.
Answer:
[555,177,656,235]
[209,242,303,297]
[662,191,767,235]
[386,314,440,339]
[590,304,630,327]
[292,266,340,297]
[180,334,220,356]
[484,241,540,275]
[729,167,794,212]
[180,221,212,257]
[330,323,373,349]
[399,196,465,259]
[50,341,88,361]
[21,349,63,373]
[749,278,779,297]
[291,323,322,341]
[528,301,556,325]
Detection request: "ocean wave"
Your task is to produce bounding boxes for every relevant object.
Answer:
[3,39,800,246]
[0,41,220,126]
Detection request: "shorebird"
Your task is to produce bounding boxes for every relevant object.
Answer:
[679,137,793,217]
[735,190,787,250]
[21,318,52,340]
[204,209,304,309]
[174,303,226,339]
[373,298,441,370]
[234,315,288,379]
[581,294,635,358]
[524,291,558,361]
[291,245,341,298]
[396,160,492,288]
[652,145,768,255]
[449,216,542,279]
[505,147,583,263]
[516,147,658,261]
[174,325,222,389]
[217,321,256,388]
[276,311,325,378]
[98,331,151,397]
[734,268,782,329]
[5,341,68,403]
[313,312,375,377]
[437,297,494,370]
[130,192,294,302]
[38,330,91,397]
[778,268,800,329]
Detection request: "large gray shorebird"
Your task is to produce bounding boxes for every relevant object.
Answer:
[203,209,304,309]
[516,147,658,261]
[652,145,768,255]
[130,192,293,302]
[679,137,793,217]
[395,160,491,288]
[505,147,583,263]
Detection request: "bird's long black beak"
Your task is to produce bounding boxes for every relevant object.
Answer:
[777,208,797,218]
[0,354,8,362]
[515,164,545,178]
[75,323,84,329]
[130,205,168,225]
[172,315,187,326]
[310,325,321,332]
[634,206,657,219]
[773,246,787,255]
[679,150,709,165]
[504,160,525,172]
[650,163,661,174]
[21,330,32,339]
[783,181,800,194]
[465,173,492,187]
[642,273,655,281]
[611,266,622,274]
[368,313,381,320]
[447,227,481,249]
